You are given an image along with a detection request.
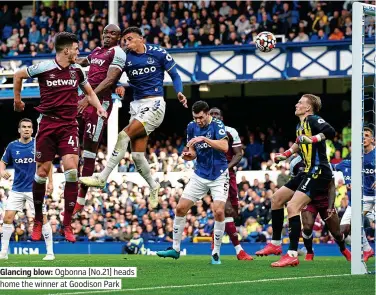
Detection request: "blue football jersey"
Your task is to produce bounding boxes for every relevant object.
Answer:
[187,117,228,181]
[333,160,351,205]
[1,139,36,192]
[363,148,375,197]
[124,44,176,100]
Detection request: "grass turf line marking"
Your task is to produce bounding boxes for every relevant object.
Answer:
[48,273,353,295]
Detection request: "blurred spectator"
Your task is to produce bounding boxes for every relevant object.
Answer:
[329,28,344,40]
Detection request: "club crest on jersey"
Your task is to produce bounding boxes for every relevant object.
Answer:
[70,70,76,79]
[36,151,42,159]
[49,74,55,79]
[127,61,132,66]
[147,57,155,65]
[206,131,212,138]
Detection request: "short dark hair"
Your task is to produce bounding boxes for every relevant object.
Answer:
[122,27,142,37]
[55,32,78,52]
[18,118,33,128]
[192,101,209,114]
[364,127,374,137]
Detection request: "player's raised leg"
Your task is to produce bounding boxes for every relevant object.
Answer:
[131,137,160,208]
[80,101,165,208]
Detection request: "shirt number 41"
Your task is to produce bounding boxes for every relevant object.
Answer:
[68,136,79,147]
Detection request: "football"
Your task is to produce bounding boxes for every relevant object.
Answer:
[255,31,277,53]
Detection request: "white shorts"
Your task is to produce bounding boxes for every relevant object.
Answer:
[129,97,166,135]
[363,196,375,212]
[182,170,229,203]
[340,206,351,225]
[5,191,46,215]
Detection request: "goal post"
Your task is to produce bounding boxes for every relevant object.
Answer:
[351,1,375,275]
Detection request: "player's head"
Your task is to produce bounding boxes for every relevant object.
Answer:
[192,100,210,128]
[122,27,143,51]
[55,32,79,64]
[209,107,223,121]
[295,94,322,116]
[18,118,33,140]
[363,127,374,148]
[103,24,121,48]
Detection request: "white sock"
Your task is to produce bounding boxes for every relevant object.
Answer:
[1,224,14,253]
[42,222,54,255]
[100,131,130,181]
[172,216,186,252]
[76,197,86,205]
[132,152,158,189]
[363,229,372,251]
[212,220,225,256]
[234,244,243,255]
[287,250,298,257]
[271,240,282,246]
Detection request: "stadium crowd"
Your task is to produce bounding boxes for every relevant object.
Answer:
[1,1,375,57]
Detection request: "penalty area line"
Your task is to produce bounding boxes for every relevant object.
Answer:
[48,273,351,295]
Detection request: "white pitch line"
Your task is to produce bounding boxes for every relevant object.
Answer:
[0,258,123,264]
[48,273,352,295]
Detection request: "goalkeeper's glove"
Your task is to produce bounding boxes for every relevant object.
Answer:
[296,134,323,144]
[274,148,293,164]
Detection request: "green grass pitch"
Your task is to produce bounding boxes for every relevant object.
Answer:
[0,255,374,295]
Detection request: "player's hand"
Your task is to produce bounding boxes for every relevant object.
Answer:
[46,182,54,196]
[97,107,108,119]
[182,151,196,161]
[187,136,206,147]
[324,208,337,221]
[115,86,125,98]
[296,135,313,144]
[14,100,25,112]
[273,153,287,164]
[177,92,188,108]
[78,97,89,113]
[0,170,11,180]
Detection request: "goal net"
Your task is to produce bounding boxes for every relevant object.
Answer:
[351,1,376,275]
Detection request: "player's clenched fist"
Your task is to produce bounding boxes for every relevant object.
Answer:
[14,100,25,112]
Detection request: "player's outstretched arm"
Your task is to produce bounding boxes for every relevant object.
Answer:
[76,57,90,67]
[167,66,187,108]
[13,68,29,112]
[81,83,108,118]
[93,67,122,98]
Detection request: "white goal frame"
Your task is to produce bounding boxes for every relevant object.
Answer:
[351,1,376,275]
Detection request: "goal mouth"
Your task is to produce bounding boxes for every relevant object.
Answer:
[351,2,376,275]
